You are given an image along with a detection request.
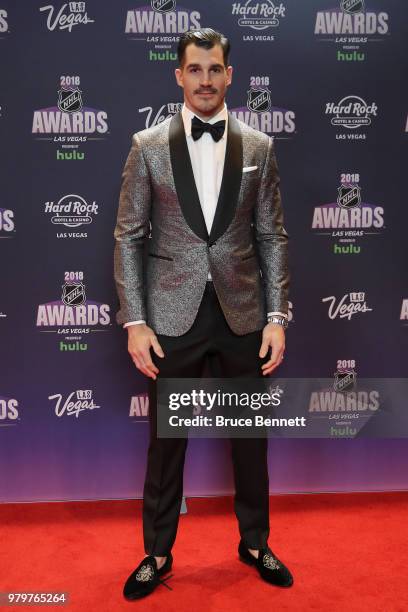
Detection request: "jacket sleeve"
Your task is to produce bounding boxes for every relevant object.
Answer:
[253,135,290,315]
[113,132,151,325]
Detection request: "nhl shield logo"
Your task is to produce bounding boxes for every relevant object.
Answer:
[333,370,356,392]
[58,88,83,113]
[151,0,176,12]
[337,185,361,209]
[247,88,271,113]
[61,282,86,307]
[340,0,364,15]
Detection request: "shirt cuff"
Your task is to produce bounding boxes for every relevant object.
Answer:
[267,311,288,319]
[123,320,146,328]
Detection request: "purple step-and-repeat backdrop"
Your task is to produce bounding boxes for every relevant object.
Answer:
[0,1,407,502]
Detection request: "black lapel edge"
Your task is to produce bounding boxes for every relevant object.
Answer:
[208,112,243,246]
[168,112,209,242]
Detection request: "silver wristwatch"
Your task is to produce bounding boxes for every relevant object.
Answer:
[267,315,288,329]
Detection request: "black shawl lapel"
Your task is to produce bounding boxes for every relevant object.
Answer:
[168,111,243,245]
[208,112,243,246]
[169,112,209,242]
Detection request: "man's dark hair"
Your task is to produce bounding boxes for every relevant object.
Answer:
[177,28,231,67]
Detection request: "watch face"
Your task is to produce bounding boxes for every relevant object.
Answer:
[268,317,287,328]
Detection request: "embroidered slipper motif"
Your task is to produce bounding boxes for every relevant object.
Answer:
[263,552,281,570]
[135,564,154,582]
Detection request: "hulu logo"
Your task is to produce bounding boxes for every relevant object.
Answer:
[331,426,357,437]
[56,150,85,160]
[60,341,88,351]
[337,50,365,62]
[149,50,177,61]
[333,243,361,255]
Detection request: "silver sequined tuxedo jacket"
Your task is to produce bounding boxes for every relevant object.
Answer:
[114,111,289,336]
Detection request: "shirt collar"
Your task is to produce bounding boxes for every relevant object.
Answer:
[182,102,228,139]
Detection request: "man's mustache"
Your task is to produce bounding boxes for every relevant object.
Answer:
[195,88,218,94]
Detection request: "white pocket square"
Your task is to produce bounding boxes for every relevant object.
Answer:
[242,166,258,173]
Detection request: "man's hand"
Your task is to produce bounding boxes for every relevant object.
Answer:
[127,324,164,380]
[259,323,285,376]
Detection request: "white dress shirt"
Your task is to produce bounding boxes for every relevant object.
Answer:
[182,102,228,250]
[124,102,287,327]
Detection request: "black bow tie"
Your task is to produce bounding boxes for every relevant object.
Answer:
[191,115,226,142]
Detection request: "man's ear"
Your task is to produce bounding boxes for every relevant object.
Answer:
[175,67,183,88]
[226,65,233,87]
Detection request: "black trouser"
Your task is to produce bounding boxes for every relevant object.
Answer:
[142,281,270,555]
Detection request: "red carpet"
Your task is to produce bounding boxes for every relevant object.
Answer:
[1,492,408,611]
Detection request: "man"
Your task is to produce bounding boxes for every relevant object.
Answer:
[114,28,293,600]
